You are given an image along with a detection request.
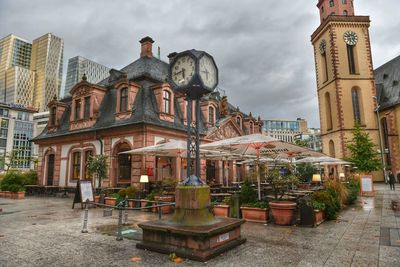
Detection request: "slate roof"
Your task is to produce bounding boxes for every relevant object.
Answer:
[375,55,400,110]
[34,56,213,141]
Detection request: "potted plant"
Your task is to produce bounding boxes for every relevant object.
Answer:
[87,154,108,190]
[239,180,269,223]
[9,184,25,199]
[104,193,119,206]
[267,168,298,225]
[312,199,326,226]
[213,196,231,217]
[311,190,338,220]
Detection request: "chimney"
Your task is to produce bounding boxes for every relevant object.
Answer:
[167,52,177,64]
[139,36,154,58]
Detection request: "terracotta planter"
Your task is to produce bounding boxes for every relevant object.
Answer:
[141,199,151,211]
[156,195,175,214]
[128,199,137,208]
[214,204,230,217]
[314,210,325,226]
[240,207,269,223]
[104,197,117,206]
[94,195,101,203]
[5,191,11,198]
[270,201,297,225]
[12,192,25,199]
[0,191,4,197]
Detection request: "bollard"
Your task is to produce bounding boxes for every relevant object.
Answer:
[123,196,129,225]
[158,200,162,220]
[116,207,123,241]
[81,199,89,233]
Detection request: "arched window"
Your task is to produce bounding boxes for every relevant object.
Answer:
[50,107,56,126]
[325,92,333,130]
[351,87,362,124]
[75,99,81,121]
[381,117,391,166]
[329,0,334,7]
[162,90,171,114]
[347,44,357,74]
[342,0,347,4]
[84,96,90,119]
[329,140,335,158]
[72,151,81,180]
[321,51,329,82]
[83,150,93,180]
[236,116,242,128]
[120,88,128,112]
[343,10,348,15]
[208,106,215,125]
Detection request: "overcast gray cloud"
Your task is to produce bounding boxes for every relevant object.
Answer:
[1,0,399,128]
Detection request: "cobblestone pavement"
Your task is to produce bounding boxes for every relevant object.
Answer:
[0,183,399,267]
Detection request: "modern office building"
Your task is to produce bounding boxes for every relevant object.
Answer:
[0,35,35,107]
[31,33,64,112]
[0,103,36,170]
[63,56,110,97]
[263,118,308,143]
[295,128,323,152]
[0,33,64,112]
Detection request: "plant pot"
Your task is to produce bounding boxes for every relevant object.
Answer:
[0,191,4,198]
[5,191,11,198]
[270,201,297,226]
[314,209,325,226]
[141,199,151,211]
[94,195,101,203]
[240,206,269,223]
[157,195,175,214]
[104,197,117,206]
[214,204,230,217]
[13,192,25,199]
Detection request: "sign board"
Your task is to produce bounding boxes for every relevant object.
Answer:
[72,180,94,209]
[360,174,374,196]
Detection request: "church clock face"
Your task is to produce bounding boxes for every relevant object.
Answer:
[319,40,327,54]
[343,31,358,46]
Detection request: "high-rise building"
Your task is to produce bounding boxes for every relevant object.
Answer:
[63,56,110,97]
[31,33,64,112]
[262,118,308,143]
[0,34,35,107]
[311,0,381,180]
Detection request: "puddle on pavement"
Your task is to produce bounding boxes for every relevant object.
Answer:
[0,211,20,215]
[96,224,143,240]
[360,197,375,210]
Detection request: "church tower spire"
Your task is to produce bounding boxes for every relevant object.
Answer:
[311,1,382,180]
[317,0,355,22]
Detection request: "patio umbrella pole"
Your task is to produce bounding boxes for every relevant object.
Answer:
[257,149,261,201]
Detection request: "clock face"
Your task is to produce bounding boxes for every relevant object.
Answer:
[319,39,327,54]
[171,55,195,86]
[343,31,358,46]
[199,55,217,89]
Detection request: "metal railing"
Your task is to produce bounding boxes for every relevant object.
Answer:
[81,197,175,241]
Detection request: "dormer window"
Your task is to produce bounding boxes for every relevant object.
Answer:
[208,106,215,125]
[163,90,171,114]
[50,106,56,126]
[329,0,334,7]
[84,96,90,119]
[120,88,128,112]
[75,99,81,121]
[236,116,242,129]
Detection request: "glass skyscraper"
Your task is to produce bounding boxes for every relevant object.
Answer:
[63,56,110,97]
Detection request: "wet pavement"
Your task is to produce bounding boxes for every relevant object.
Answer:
[0,183,399,267]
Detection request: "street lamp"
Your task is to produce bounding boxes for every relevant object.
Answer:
[372,96,387,182]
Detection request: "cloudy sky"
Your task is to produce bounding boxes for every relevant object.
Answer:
[1,0,399,127]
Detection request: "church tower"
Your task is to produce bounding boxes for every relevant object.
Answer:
[311,0,381,179]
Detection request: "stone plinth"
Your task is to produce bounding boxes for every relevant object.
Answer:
[136,184,246,262]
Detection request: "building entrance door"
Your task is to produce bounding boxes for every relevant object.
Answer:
[47,154,55,185]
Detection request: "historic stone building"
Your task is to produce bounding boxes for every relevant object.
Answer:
[375,56,400,176]
[33,37,262,187]
[311,0,382,180]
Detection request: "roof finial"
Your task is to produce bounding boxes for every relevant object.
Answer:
[82,73,87,81]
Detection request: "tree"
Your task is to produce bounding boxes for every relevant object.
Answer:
[296,163,317,183]
[345,124,381,173]
[0,149,37,173]
[86,154,108,189]
[295,139,310,148]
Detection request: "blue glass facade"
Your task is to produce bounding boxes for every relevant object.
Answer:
[263,120,300,132]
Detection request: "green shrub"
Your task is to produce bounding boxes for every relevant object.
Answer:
[242,201,269,209]
[22,171,38,185]
[0,171,24,191]
[8,184,23,192]
[311,191,338,220]
[312,200,326,211]
[346,177,360,204]
[240,180,257,205]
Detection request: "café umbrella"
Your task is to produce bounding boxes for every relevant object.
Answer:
[200,134,325,200]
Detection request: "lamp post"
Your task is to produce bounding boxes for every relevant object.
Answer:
[373,96,387,183]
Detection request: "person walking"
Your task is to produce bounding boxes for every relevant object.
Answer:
[388,171,395,190]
